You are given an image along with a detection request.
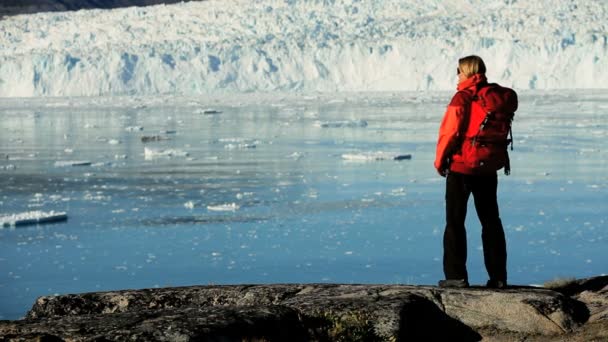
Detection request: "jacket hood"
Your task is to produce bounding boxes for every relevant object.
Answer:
[457,73,487,91]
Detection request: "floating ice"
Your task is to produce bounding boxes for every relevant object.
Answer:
[341,152,411,161]
[207,203,240,211]
[315,120,368,128]
[287,152,305,160]
[219,138,259,150]
[108,139,121,145]
[197,109,222,115]
[224,143,256,150]
[0,211,68,228]
[144,147,189,160]
[141,135,169,143]
[54,160,92,167]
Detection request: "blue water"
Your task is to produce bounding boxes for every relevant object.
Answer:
[0,92,606,319]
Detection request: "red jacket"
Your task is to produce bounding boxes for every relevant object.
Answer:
[434,74,489,175]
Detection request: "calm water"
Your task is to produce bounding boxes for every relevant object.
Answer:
[1,91,606,319]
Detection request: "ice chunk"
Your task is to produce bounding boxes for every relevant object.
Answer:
[314,120,368,128]
[207,203,240,211]
[1,211,68,228]
[287,152,304,160]
[54,160,92,167]
[144,147,189,160]
[141,135,169,143]
[224,143,256,150]
[219,138,259,149]
[197,109,222,115]
[341,152,411,161]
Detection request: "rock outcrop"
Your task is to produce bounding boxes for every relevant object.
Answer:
[1,276,606,341]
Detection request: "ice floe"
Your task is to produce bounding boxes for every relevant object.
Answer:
[54,160,92,167]
[314,120,368,128]
[197,109,222,115]
[224,143,256,150]
[141,135,170,143]
[144,147,189,160]
[341,152,411,161]
[207,203,240,211]
[0,211,68,228]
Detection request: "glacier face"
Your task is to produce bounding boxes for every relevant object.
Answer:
[0,0,607,96]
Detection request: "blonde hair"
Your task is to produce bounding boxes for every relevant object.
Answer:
[458,55,486,78]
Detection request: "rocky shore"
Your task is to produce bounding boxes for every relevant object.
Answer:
[1,276,606,341]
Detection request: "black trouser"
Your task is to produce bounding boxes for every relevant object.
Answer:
[443,172,507,282]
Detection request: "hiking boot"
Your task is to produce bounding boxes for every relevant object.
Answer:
[486,279,507,289]
[438,279,469,288]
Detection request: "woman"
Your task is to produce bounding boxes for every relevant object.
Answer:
[434,55,509,289]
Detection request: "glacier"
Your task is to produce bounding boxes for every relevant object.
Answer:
[0,0,607,96]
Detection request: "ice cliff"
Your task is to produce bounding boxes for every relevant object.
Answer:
[0,0,607,96]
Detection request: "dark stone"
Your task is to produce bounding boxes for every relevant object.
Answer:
[2,277,607,341]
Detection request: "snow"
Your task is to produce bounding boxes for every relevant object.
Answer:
[1,0,607,96]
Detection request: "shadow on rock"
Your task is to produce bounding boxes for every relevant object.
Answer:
[400,295,482,341]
